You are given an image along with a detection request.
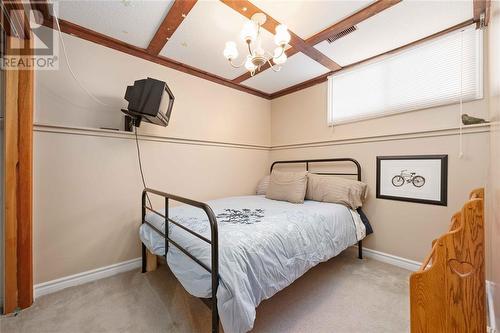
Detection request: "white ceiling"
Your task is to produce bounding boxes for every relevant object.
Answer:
[315,0,473,66]
[241,52,329,93]
[249,0,372,40]
[160,1,279,80]
[56,0,174,48]
[55,0,476,95]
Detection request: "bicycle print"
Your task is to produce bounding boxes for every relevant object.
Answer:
[391,169,426,188]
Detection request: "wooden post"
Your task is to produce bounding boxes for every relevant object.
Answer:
[3,36,20,314]
[146,249,158,272]
[2,34,34,313]
[16,36,34,308]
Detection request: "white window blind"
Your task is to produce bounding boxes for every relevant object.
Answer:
[327,25,483,125]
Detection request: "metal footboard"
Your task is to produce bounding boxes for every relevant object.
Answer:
[141,188,220,333]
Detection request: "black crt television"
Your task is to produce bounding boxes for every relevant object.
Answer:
[121,77,175,127]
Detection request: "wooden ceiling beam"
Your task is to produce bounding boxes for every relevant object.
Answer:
[22,2,482,102]
[42,16,270,99]
[220,0,341,74]
[473,0,491,27]
[147,0,197,55]
[306,0,402,46]
[270,19,475,99]
[230,0,400,84]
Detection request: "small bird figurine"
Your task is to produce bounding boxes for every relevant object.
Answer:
[462,113,489,125]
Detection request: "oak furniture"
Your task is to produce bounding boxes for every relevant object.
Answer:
[410,188,486,332]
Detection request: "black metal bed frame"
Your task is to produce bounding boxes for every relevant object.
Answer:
[270,158,364,260]
[141,158,363,333]
[141,188,220,332]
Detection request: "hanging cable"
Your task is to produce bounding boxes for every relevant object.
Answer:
[458,29,464,159]
[52,6,111,107]
[53,7,152,208]
[134,126,152,209]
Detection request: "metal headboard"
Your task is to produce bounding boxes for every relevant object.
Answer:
[270,158,362,181]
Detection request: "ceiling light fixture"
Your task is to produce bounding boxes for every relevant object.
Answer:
[223,13,290,76]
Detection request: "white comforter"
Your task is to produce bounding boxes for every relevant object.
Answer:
[140,195,364,333]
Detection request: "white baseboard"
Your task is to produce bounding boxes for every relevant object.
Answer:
[360,246,422,271]
[34,257,141,298]
[32,247,420,299]
[35,247,420,299]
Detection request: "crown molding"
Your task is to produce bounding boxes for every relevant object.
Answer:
[41,16,271,99]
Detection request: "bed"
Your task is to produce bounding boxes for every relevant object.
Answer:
[138,158,372,333]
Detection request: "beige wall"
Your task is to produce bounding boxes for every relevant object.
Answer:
[270,129,489,262]
[34,28,271,283]
[34,130,269,283]
[270,48,490,262]
[35,27,270,146]
[487,0,500,327]
[34,23,494,287]
[271,82,488,147]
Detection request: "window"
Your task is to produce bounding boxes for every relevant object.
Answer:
[327,25,483,125]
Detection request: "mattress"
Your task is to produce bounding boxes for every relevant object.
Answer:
[139,195,365,333]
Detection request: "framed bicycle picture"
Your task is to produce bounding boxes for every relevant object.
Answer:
[376,155,448,206]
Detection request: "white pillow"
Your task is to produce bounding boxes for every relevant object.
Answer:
[256,175,270,195]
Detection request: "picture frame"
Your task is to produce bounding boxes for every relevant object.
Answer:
[376,155,448,206]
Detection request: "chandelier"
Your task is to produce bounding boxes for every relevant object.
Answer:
[223,13,291,76]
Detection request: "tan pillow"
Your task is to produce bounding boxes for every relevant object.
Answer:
[306,174,367,210]
[256,175,270,195]
[266,171,308,204]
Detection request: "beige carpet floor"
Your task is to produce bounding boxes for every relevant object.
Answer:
[0,248,411,333]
